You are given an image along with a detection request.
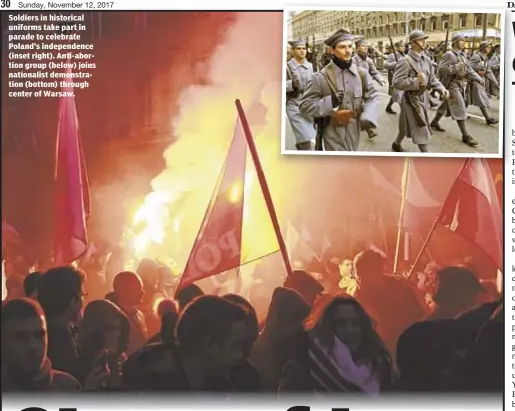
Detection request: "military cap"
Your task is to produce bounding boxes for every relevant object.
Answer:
[288,39,306,48]
[451,32,466,44]
[409,29,428,43]
[355,38,366,48]
[324,29,353,47]
[394,40,404,47]
[479,40,491,50]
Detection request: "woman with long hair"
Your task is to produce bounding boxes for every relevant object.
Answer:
[77,300,130,390]
[279,295,394,395]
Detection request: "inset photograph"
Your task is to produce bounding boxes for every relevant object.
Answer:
[281,9,505,157]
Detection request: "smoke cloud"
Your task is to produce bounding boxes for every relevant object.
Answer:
[135,12,288,268]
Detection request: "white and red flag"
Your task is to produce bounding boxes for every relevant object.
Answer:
[54,64,91,265]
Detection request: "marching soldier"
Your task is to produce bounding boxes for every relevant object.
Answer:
[285,40,316,150]
[299,29,379,151]
[391,30,449,153]
[353,38,385,138]
[468,41,500,124]
[385,40,405,115]
[286,43,292,61]
[489,44,501,98]
[430,32,485,147]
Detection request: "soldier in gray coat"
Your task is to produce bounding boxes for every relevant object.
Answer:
[391,30,449,153]
[299,29,379,151]
[353,39,385,139]
[385,40,405,115]
[430,32,485,147]
[468,41,499,124]
[285,40,316,150]
[488,44,501,98]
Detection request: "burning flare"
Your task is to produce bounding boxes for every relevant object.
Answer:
[125,12,287,274]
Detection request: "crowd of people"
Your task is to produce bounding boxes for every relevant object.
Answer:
[1,243,502,395]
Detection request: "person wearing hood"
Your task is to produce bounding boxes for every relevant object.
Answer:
[77,299,131,390]
[299,29,379,151]
[250,287,311,391]
[284,269,324,306]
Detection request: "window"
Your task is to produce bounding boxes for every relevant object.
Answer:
[475,15,482,26]
[459,16,466,28]
[443,20,449,30]
[431,20,436,30]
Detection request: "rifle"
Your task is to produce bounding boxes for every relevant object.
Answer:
[312,34,318,72]
[314,117,329,151]
[305,37,311,64]
[444,22,450,52]
[388,36,398,64]
[388,36,398,94]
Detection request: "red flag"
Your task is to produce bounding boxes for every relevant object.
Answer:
[54,66,91,265]
[177,100,292,291]
[410,159,502,277]
[437,159,502,269]
[369,160,441,232]
[177,116,247,289]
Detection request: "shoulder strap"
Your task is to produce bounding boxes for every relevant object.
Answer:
[324,64,367,97]
[357,67,366,97]
[322,64,339,96]
[405,55,420,74]
[286,63,293,80]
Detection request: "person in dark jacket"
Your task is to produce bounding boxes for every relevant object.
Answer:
[37,266,86,380]
[122,295,249,392]
[1,298,81,392]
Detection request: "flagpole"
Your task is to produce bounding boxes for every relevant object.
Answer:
[407,158,470,278]
[235,99,293,278]
[393,158,410,274]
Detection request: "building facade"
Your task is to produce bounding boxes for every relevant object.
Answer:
[286,16,293,41]
[291,11,502,52]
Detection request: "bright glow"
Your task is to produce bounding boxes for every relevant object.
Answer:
[123,13,287,273]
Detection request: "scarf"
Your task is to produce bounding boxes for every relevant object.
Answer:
[308,335,380,396]
[332,56,352,70]
[338,276,359,297]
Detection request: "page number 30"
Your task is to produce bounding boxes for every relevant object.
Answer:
[1,0,12,8]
